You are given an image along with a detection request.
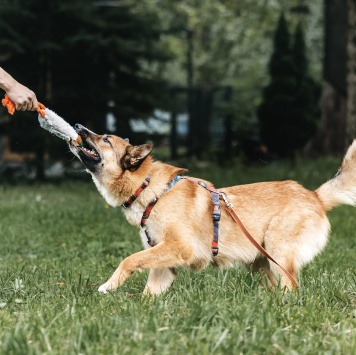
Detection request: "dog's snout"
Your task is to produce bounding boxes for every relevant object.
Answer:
[73,124,98,140]
[74,124,90,139]
[74,123,85,132]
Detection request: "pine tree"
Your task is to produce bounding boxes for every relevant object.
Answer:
[258,15,320,158]
[287,22,321,154]
[258,14,296,157]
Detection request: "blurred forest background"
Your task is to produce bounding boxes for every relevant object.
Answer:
[0,0,355,180]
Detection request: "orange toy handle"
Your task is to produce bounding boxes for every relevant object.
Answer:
[2,94,46,118]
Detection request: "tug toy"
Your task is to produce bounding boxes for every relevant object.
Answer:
[2,94,83,147]
[2,93,46,117]
[37,108,83,147]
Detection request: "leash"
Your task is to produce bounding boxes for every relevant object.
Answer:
[220,192,299,288]
[2,94,46,118]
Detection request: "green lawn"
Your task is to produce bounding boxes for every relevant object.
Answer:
[0,157,355,354]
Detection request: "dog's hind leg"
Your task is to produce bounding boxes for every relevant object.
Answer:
[142,268,177,296]
[251,257,278,290]
[98,241,192,294]
[265,253,298,291]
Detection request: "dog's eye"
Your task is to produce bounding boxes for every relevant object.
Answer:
[103,136,109,143]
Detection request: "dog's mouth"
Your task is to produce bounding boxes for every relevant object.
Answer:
[79,140,100,160]
[69,124,104,171]
[79,139,101,162]
[71,135,101,163]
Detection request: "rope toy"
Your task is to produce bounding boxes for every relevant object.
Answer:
[2,94,83,147]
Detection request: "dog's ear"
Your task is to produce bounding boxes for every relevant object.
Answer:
[121,144,153,171]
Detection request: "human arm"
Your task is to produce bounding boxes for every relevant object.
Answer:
[0,67,38,111]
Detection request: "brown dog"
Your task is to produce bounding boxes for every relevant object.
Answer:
[69,124,356,295]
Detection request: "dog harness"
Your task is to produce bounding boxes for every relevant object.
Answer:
[121,174,299,287]
[121,175,221,256]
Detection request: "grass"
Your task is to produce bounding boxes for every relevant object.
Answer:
[0,157,355,354]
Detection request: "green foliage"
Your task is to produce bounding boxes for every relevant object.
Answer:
[0,0,324,160]
[129,0,323,134]
[258,14,321,157]
[0,158,355,353]
[269,14,293,77]
[0,0,169,134]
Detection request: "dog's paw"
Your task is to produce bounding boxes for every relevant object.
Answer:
[98,284,109,294]
[98,281,117,294]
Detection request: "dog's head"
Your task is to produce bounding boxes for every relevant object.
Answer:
[69,124,153,178]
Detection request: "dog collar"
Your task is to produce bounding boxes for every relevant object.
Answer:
[121,176,150,209]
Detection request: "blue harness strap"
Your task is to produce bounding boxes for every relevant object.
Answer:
[197,181,220,257]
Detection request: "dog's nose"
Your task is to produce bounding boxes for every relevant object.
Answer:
[74,123,85,132]
[73,124,96,138]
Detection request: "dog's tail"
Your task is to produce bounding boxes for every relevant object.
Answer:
[316,140,356,211]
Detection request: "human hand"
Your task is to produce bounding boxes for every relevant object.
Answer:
[6,81,38,111]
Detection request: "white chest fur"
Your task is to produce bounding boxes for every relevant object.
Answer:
[90,173,120,207]
[90,172,144,226]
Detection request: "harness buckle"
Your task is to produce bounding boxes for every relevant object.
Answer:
[198,181,207,188]
[213,208,221,221]
[220,192,233,208]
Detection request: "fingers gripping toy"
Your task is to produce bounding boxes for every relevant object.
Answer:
[2,93,46,117]
[2,94,83,147]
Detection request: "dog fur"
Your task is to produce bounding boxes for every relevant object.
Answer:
[69,124,356,295]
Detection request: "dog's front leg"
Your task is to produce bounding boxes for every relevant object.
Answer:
[98,242,191,294]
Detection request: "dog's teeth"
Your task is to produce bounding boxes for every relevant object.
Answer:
[80,146,98,157]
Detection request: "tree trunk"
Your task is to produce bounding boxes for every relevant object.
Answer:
[346,0,356,147]
[309,81,347,155]
[307,0,348,156]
